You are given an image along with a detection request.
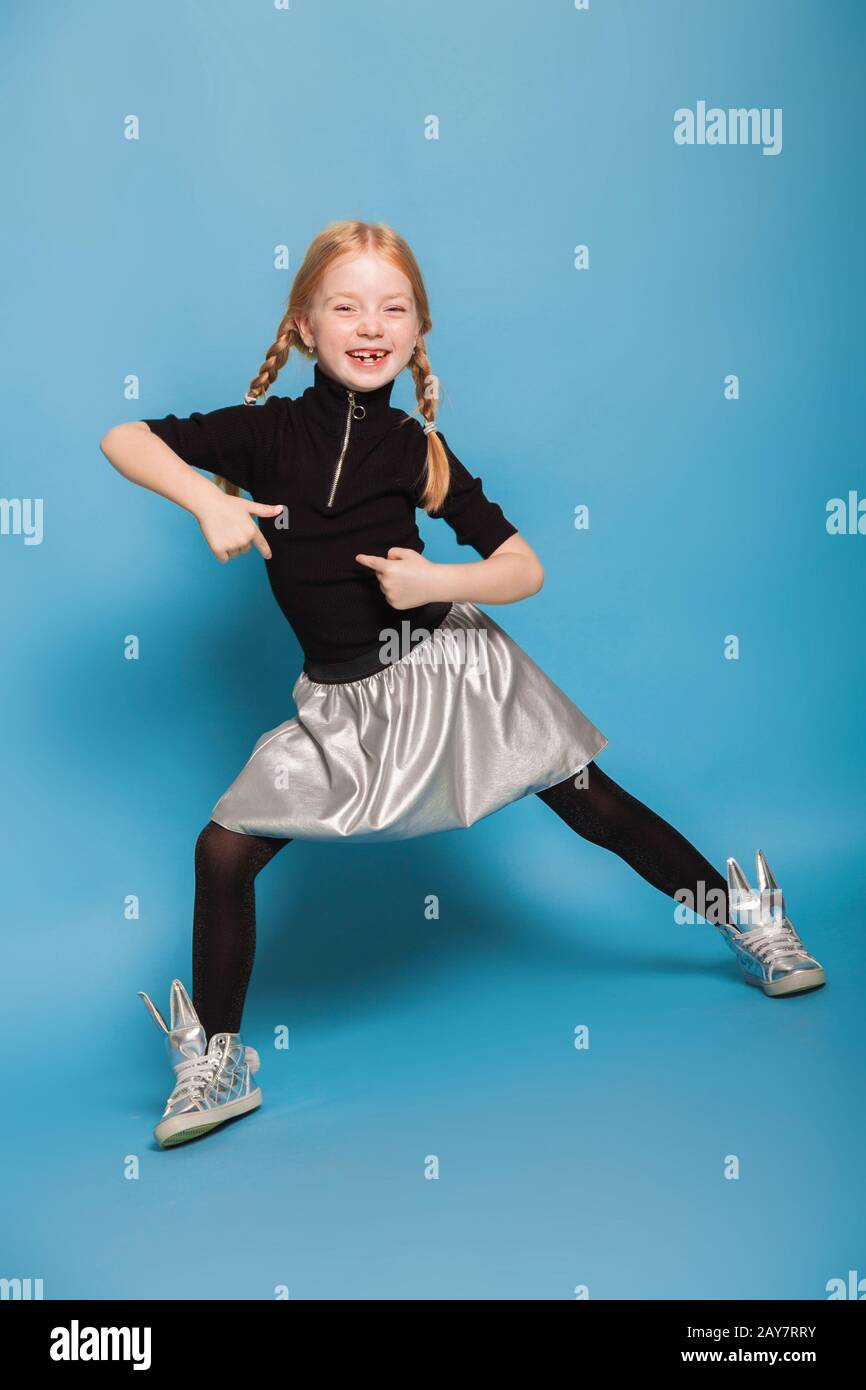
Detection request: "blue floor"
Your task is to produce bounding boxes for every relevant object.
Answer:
[5,794,862,1300]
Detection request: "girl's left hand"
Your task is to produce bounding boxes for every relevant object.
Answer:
[355,548,441,610]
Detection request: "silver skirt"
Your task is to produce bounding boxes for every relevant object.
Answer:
[209,601,608,841]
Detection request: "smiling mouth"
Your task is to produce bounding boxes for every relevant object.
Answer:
[346,349,391,366]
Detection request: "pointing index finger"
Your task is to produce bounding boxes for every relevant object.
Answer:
[250,526,273,561]
[246,501,286,518]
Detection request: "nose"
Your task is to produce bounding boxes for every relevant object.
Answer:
[356,315,385,338]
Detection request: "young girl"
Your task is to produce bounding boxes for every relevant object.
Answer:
[102,219,825,1150]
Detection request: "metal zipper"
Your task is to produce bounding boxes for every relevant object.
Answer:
[326,390,366,508]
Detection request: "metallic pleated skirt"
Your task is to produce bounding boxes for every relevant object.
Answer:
[209,601,608,842]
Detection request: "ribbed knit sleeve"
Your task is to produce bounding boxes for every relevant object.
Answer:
[141,395,286,496]
[414,427,519,558]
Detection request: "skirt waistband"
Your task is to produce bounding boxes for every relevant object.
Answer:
[302,603,455,685]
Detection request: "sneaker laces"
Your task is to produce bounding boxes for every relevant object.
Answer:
[167,1053,220,1109]
[736,917,813,967]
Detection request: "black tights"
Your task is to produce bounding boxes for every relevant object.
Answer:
[191,759,733,1038]
[192,824,291,1041]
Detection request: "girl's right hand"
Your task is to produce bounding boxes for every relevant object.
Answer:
[195,492,285,563]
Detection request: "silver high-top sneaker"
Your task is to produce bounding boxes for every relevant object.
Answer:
[138,978,262,1148]
[717,852,826,997]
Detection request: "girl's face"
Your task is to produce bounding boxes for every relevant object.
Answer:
[300,250,421,393]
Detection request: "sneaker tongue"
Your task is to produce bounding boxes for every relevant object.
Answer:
[166,1023,207,1068]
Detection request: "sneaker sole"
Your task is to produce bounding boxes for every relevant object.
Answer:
[742,966,826,997]
[155,1087,262,1148]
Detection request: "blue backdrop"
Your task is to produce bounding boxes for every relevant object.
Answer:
[3,0,864,1300]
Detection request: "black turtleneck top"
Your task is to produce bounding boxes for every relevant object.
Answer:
[143,362,519,670]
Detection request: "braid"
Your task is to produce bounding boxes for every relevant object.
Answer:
[243,308,303,404]
[211,310,307,497]
[407,341,450,514]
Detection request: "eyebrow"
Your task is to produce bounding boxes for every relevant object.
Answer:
[325,291,412,303]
